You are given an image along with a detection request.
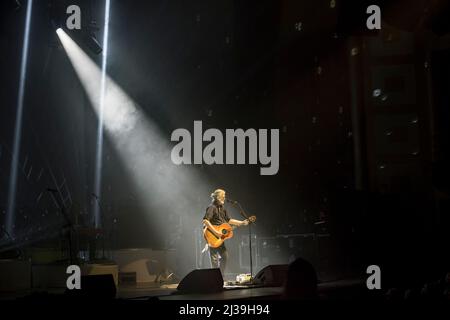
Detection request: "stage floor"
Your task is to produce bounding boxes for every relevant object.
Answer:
[119,278,364,300]
[0,278,364,301]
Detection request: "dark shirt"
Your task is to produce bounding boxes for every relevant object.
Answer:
[203,202,230,226]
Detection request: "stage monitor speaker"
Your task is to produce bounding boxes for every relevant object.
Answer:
[177,268,223,294]
[254,264,289,287]
[65,274,116,299]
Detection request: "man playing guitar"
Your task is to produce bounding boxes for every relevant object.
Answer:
[202,189,250,276]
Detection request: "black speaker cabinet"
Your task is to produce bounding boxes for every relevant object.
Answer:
[177,268,223,294]
[254,264,289,287]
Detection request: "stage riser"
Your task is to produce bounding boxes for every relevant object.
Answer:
[32,264,118,289]
[0,260,31,292]
[112,249,176,283]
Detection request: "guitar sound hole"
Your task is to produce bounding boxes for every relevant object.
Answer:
[222,229,227,235]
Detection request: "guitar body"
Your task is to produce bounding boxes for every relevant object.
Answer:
[203,216,256,248]
[203,223,234,248]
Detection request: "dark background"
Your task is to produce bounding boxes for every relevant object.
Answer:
[1,0,449,286]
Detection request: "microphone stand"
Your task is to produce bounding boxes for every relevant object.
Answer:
[92,194,106,261]
[230,200,254,283]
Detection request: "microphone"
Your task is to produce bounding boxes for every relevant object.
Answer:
[226,198,237,204]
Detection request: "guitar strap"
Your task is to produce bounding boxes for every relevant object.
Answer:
[201,243,209,253]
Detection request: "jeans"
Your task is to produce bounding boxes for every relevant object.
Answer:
[209,244,228,276]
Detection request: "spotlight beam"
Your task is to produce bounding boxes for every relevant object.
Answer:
[93,0,111,228]
[6,0,33,235]
[56,28,212,254]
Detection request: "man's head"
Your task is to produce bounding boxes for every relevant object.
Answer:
[211,189,226,205]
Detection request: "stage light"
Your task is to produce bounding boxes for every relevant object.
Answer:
[83,32,102,55]
[14,0,22,11]
[56,28,102,56]
[6,0,33,236]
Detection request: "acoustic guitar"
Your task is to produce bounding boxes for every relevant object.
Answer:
[203,216,256,248]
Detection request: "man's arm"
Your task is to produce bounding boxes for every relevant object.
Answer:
[203,219,222,237]
[229,218,249,227]
[203,206,222,238]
